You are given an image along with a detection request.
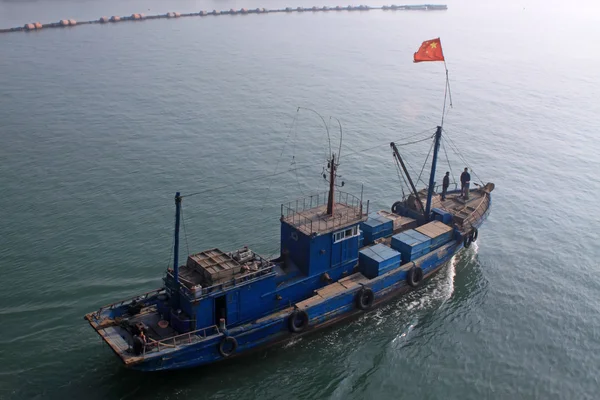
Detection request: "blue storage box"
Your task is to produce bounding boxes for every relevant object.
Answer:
[360,212,393,245]
[358,244,401,279]
[415,221,453,249]
[432,208,453,224]
[170,309,191,333]
[391,230,432,263]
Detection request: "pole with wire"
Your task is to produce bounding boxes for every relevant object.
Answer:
[171,192,182,308]
[441,60,453,127]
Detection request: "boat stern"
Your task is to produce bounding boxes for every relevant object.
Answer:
[84,306,146,367]
[83,289,168,367]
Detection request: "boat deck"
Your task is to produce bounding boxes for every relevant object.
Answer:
[281,191,366,235]
[411,187,490,230]
[435,190,482,211]
[128,310,178,341]
[296,272,370,310]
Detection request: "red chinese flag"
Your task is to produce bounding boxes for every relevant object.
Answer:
[413,38,445,63]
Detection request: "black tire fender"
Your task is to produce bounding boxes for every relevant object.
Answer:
[218,336,238,358]
[288,309,309,333]
[355,287,375,310]
[464,234,472,248]
[391,201,402,214]
[471,228,479,242]
[407,266,424,288]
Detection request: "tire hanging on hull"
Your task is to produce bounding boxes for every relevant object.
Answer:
[407,266,424,288]
[218,336,238,358]
[288,309,309,333]
[391,201,403,215]
[464,228,478,248]
[355,287,374,310]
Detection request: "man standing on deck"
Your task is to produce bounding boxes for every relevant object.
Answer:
[442,172,450,201]
[460,167,471,200]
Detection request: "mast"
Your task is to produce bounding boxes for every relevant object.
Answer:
[326,154,336,215]
[424,126,442,217]
[173,192,182,288]
[390,142,425,213]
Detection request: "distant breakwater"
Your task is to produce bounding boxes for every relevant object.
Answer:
[0,4,447,34]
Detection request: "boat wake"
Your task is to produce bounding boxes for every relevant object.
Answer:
[391,321,417,345]
[283,336,303,348]
[404,255,457,313]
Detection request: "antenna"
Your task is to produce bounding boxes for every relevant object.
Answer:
[298,107,332,157]
[321,116,346,216]
[323,152,345,216]
[329,116,344,160]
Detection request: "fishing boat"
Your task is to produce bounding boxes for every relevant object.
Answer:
[84,38,493,371]
[84,123,494,371]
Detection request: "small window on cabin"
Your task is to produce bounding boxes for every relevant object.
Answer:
[333,226,359,243]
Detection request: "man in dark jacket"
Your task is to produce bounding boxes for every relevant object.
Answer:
[441,171,450,200]
[460,167,471,199]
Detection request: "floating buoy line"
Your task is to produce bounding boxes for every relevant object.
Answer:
[1,4,447,34]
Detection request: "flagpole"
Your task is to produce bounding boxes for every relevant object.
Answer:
[440,61,453,128]
[444,61,453,108]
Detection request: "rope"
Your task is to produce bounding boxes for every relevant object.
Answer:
[290,119,306,195]
[442,128,485,185]
[298,107,332,159]
[393,156,408,199]
[443,129,484,184]
[401,156,420,185]
[441,138,456,185]
[417,137,435,186]
[182,163,318,198]
[182,129,436,199]
[340,131,435,162]
[441,62,453,127]
[260,110,299,210]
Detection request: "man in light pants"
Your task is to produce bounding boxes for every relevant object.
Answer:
[460,167,471,200]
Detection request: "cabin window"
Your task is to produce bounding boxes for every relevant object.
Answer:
[333,225,359,243]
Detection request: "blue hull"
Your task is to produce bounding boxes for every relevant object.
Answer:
[84,151,493,372]
[131,239,466,371]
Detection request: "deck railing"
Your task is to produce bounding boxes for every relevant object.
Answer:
[461,191,491,232]
[93,288,165,317]
[177,264,276,301]
[144,324,221,355]
[281,191,364,234]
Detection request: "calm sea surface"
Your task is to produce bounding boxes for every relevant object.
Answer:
[1,0,600,398]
